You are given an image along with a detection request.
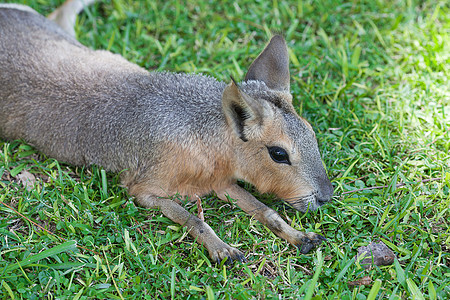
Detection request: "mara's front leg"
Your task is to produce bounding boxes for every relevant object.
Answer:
[218,184,326,254]
[135,195,246,264]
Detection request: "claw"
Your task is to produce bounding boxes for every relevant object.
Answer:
[318,235,328,242]
[238,253,247,263]
[300,243,314,254]
[216,253,245,265]
[224,256,233,265]
[210,245,246,265]
[297,233,328,254]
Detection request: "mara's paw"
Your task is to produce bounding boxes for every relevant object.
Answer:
[208,243,246,265]
[294,232,327,254]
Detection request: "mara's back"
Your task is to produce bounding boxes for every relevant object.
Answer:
[0,6,227,172]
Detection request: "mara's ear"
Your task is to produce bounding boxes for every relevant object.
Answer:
[245,35,290,92]
[222,80,271,141]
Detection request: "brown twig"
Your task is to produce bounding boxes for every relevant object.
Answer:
[195,194,204,222]
[131,216,145,236]
[341,177,443,195]
[345,174,370,185]
[0,199,99,255]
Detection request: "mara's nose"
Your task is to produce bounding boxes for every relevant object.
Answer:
[317,174,333,204]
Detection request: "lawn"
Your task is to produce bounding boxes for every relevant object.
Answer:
[0,0,449,299]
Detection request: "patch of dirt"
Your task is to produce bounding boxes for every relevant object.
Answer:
[348,276,372,287]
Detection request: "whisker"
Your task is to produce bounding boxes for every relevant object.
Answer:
[283,190,318,202]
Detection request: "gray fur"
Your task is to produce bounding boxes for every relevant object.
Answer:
[0,7,285,173]
[0,8,223,171]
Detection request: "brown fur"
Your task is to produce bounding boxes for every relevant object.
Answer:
[125,139,236,199]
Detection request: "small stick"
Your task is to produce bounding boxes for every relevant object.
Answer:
[195,194,204,222]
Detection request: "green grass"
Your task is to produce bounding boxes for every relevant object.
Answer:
[1,0,449,298]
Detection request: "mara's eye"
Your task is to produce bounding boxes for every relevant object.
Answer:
[267,146,291,165]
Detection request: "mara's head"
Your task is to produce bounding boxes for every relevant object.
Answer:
[222,35,333,212]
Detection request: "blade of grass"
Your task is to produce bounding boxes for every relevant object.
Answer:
[1,280,15,299]
[367,279,382,300]
[304,250,324,300]
[3,241,77,273]
[406,278,425,300]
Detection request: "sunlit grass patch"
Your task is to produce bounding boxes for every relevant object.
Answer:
[1,0,449,299]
